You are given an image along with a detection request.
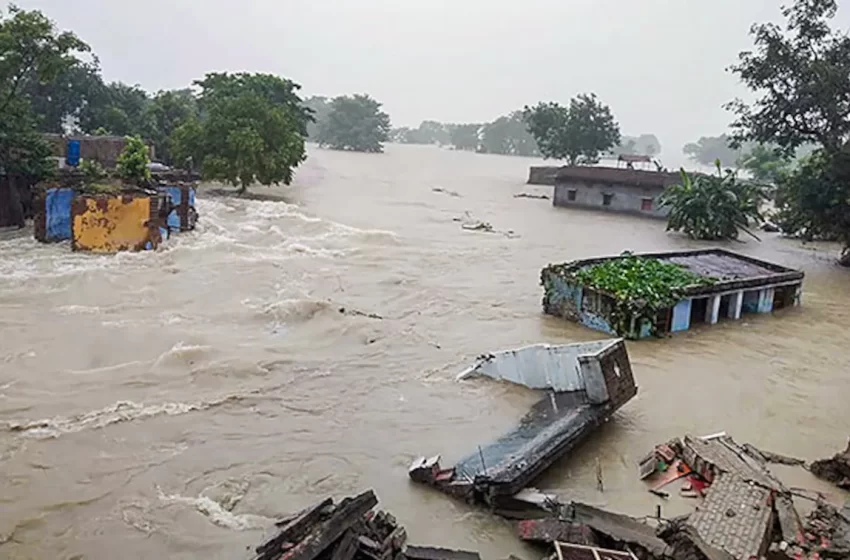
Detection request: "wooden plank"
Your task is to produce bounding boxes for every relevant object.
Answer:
[329,530,358,560]
[255,498,334,559]
[278,490,378,560]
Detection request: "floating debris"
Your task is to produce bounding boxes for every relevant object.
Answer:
[410,340,637,514]
[252,490,479,560]
[513,192,550,200]
[432,187,462,198]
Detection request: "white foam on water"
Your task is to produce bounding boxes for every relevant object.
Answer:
[157,487,273,531]
[151,342,214,370]
[6,394,242,439]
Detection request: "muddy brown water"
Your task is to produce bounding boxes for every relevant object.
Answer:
[1,144,848,559]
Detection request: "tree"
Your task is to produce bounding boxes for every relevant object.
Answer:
[738,144,792,186]
[115,135,151,186]
[147,89,198,164]
[303,96,330,139]
[774,148,850,264]
[24,59,101,133]
[448,123,480,151]
[316,94,391,153]
[726,0,850,155]
[660,163,765,241]
[726,0,850,264]
[479,111,539,156]
[170,72,308,194]
[682,135,749,167]
[0,5,88,225]
[78,81,154,137]
[523,94,620,165]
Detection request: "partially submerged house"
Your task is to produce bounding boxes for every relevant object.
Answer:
[409,339,637,512]
[541,249,804,339]
[552,165,680,218]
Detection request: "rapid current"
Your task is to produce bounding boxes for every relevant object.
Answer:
[1,144,848,559]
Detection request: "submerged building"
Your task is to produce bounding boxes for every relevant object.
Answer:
[541,249,805,339]
[552,164,680,218]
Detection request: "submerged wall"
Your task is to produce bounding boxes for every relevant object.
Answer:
[159,185,197,232]
[527,166,561,185]
[34,188,75,242]
[71,194,164,253]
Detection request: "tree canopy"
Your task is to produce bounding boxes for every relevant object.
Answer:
[316,94,391,153]
[479,111,539,156]
[523,94,620,165]
[726,0,850,264]
[682,135,750,168]
[0,5,89,182]
[726,0,850,155]
[170,72,308,193]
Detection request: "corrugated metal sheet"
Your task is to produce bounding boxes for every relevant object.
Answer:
[456,340,622,392]
[71,194,162,253]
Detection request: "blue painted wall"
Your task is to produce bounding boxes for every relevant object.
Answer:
[164,186,182,231]
[44,188,74,241]
[580,311,617,336]
[671,299,692,332]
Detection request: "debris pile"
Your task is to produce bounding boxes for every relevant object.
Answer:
[810,438,850,490]
[409,340,638,514]
[252,490,480,560]
[513,433,850,560]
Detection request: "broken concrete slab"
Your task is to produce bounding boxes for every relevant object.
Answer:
[410,340,637,507]
[404,546,481,560]
[684,473,775,560]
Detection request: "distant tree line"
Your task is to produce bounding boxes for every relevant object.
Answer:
[387,104,661,161]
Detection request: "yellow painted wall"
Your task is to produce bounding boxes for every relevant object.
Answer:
[72,195,158,253]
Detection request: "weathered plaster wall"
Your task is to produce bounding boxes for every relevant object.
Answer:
[553,182,669,218]
[528,166,561,185]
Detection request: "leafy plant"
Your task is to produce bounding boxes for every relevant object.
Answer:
[549,253,715,337]
[79,159,108,184]
[660,162,765,241]
[115,135,151,186]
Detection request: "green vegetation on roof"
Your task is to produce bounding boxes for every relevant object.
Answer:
[546,252,717,337]
[573,254,715,308]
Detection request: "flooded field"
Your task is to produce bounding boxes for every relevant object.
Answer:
[1,144,848,559]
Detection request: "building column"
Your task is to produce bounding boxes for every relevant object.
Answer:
[707,295,721,325]
[671,299,692,332]
[758,288,775,313]
[729,291,743,320]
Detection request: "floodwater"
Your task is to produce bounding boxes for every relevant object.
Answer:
[1,144,848,559]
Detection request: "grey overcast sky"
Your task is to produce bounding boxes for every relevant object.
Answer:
[17,0,850,164]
